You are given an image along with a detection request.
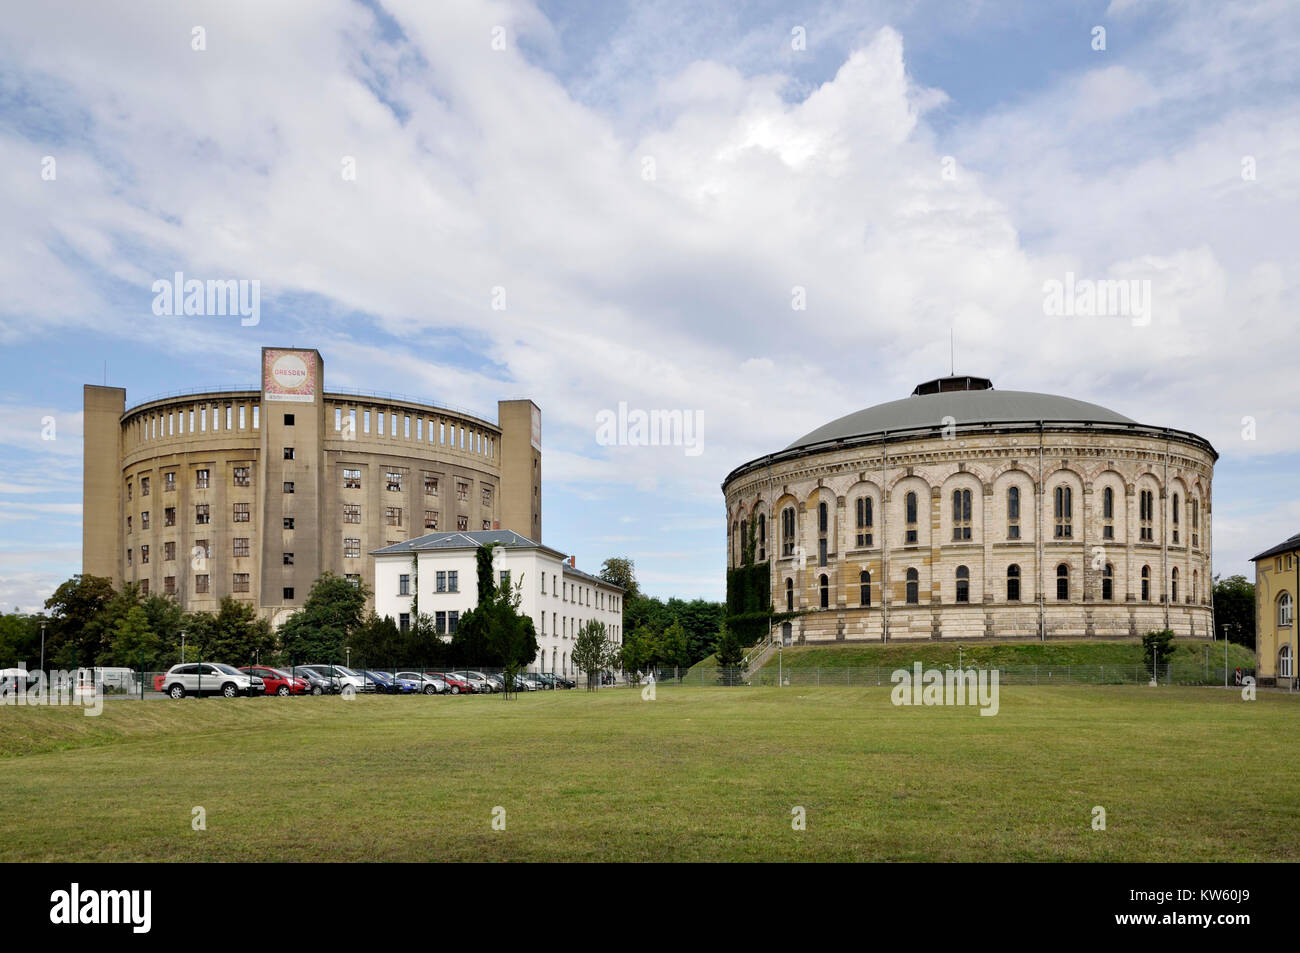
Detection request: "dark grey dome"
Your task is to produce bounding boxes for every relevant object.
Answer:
[786,377,1136,451]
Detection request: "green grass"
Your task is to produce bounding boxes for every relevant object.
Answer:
[760,638,1256,671]
[0,685,1294,862]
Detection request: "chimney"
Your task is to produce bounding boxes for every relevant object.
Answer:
[569,555,576,568]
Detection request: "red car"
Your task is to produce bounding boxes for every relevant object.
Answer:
[428,672,472,695]
[238,666,310,696]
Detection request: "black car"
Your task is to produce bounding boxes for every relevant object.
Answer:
[286,665,333,694]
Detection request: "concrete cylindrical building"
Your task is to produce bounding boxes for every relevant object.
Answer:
[83,347,542,626]
[722,375,1216,644]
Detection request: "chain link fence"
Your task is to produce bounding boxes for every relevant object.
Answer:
[652,663,1258,688]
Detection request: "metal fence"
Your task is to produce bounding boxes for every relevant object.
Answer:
[653,663,1258,688]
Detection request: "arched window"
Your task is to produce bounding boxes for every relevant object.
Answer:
[952,489,972,541]
[955,565,970,603]
[1056,563,1069,600]
[785,578,794,613]
[1007,486,1021,539]
[1141,565,1151,602]
[818,501,828,534]
[758,512,766,561]
[1007,564,1021,601]
[859,570,871,607]
[1102,487,1114,540]
[1281,644,1293,679]
[781,506,796,557]
[905,568,919,605]
[905,492,918,544]
[817,500,829,567]
[1102,563,1114,601]
[1172,493,1180,544]
[1191,498,1200,548]
[1139,490,1154,541]
[1280,592,1293,628]
[855,497,873,547]
[819,573,829,609]
[1192,569,1198,603]
[1171,567,1179,603]
[1054,486,1073,538]
[739,518,748,557]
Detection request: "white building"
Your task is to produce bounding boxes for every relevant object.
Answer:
[372,530,624,676]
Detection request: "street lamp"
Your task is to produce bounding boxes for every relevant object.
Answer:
[39,621,45,675]
[1222,623,1229,688]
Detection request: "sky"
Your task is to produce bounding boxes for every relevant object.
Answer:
[0,0,1297,612]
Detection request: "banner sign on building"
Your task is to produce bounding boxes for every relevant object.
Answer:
[263,349,317,403]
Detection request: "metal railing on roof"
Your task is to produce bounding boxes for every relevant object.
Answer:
[125,385,495,424]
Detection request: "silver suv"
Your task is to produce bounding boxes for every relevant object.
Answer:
[161,663,264,699]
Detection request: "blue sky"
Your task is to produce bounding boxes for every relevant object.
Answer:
[0,0,1297,611]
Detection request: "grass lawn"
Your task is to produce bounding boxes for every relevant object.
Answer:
[0,684,1295,862]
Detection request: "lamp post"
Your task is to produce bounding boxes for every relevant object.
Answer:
[1222,623,1229,688]
[180,630,186,665]
[39,621,45,675]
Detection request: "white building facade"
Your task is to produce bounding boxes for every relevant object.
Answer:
[372,530,624,675]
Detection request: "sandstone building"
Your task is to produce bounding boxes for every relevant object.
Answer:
[722,375,1216,644]
[83,347,542,626]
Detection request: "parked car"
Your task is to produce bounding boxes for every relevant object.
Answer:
[458,671,496,693]
[519,673,547,691]
[238,666,309,696]
[159,663,264,699]
[299,664,371,693]
[552,673,576,689]
[363,670,421,694]
[286,666,332,694]
[429,672,473,695]
[396,671,449,695]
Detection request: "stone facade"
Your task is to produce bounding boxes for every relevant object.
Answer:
[723,385,1215,645]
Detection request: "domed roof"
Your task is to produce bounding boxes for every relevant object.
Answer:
[786,376,1136,451]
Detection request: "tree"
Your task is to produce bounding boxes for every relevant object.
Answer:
[714,622,747,685]
[451,545,538,687]
[1213,574,1255,649]
[106,605,161,667]
[572,619,611,690]
[1143,628,1175,677]
[657,620,689,674]
[43,574,116,668]
[351,612,404,668]
[599,557,640,600]
[619,626,654,681]
[278,573,370,664]
[184,597,274,665]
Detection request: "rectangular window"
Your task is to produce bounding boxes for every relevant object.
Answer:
[194,539,210,559]
[141,510,150,530]
[343,468,362,489]
[164,576,176,595]
[399,612,410,632]
[195,504,210,525]
[345,573,361,587]
[386,506,402,526]
[233,573,250,593]
[399,574,410,596]
[424,510,438,529]
[482,486,493,507]
[284,413,295,426]
[164,541,176,561]
[196,469,209,489]
[164,472,175,492]
[386,470,403,492]
[126,548,132,565]
[164,507,176,527]
[482,520,491,530]
[457,481,469,501]
[344,538,361,558]
[141,477,150,497]
[436,611,447,635]
[457,515,468,531]
[195,574,209,594]
[283,553,294,566]
[448,610,459,634]
[140,579,149,596]
[233,466,250,487]
[284,447,295,460]
[425,473,439,495]
[343,503,361,523]
[436,571,446,593]
[283,588,294,600]
[126,481,132,501]
[233,538,250,558]
[283,482,294,494]
[448,570,459,592]
[233,503,250,522]
[283,517,294,530]
[140,545,150,564]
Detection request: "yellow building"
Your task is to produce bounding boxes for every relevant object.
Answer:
[1251,532,1300,688]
